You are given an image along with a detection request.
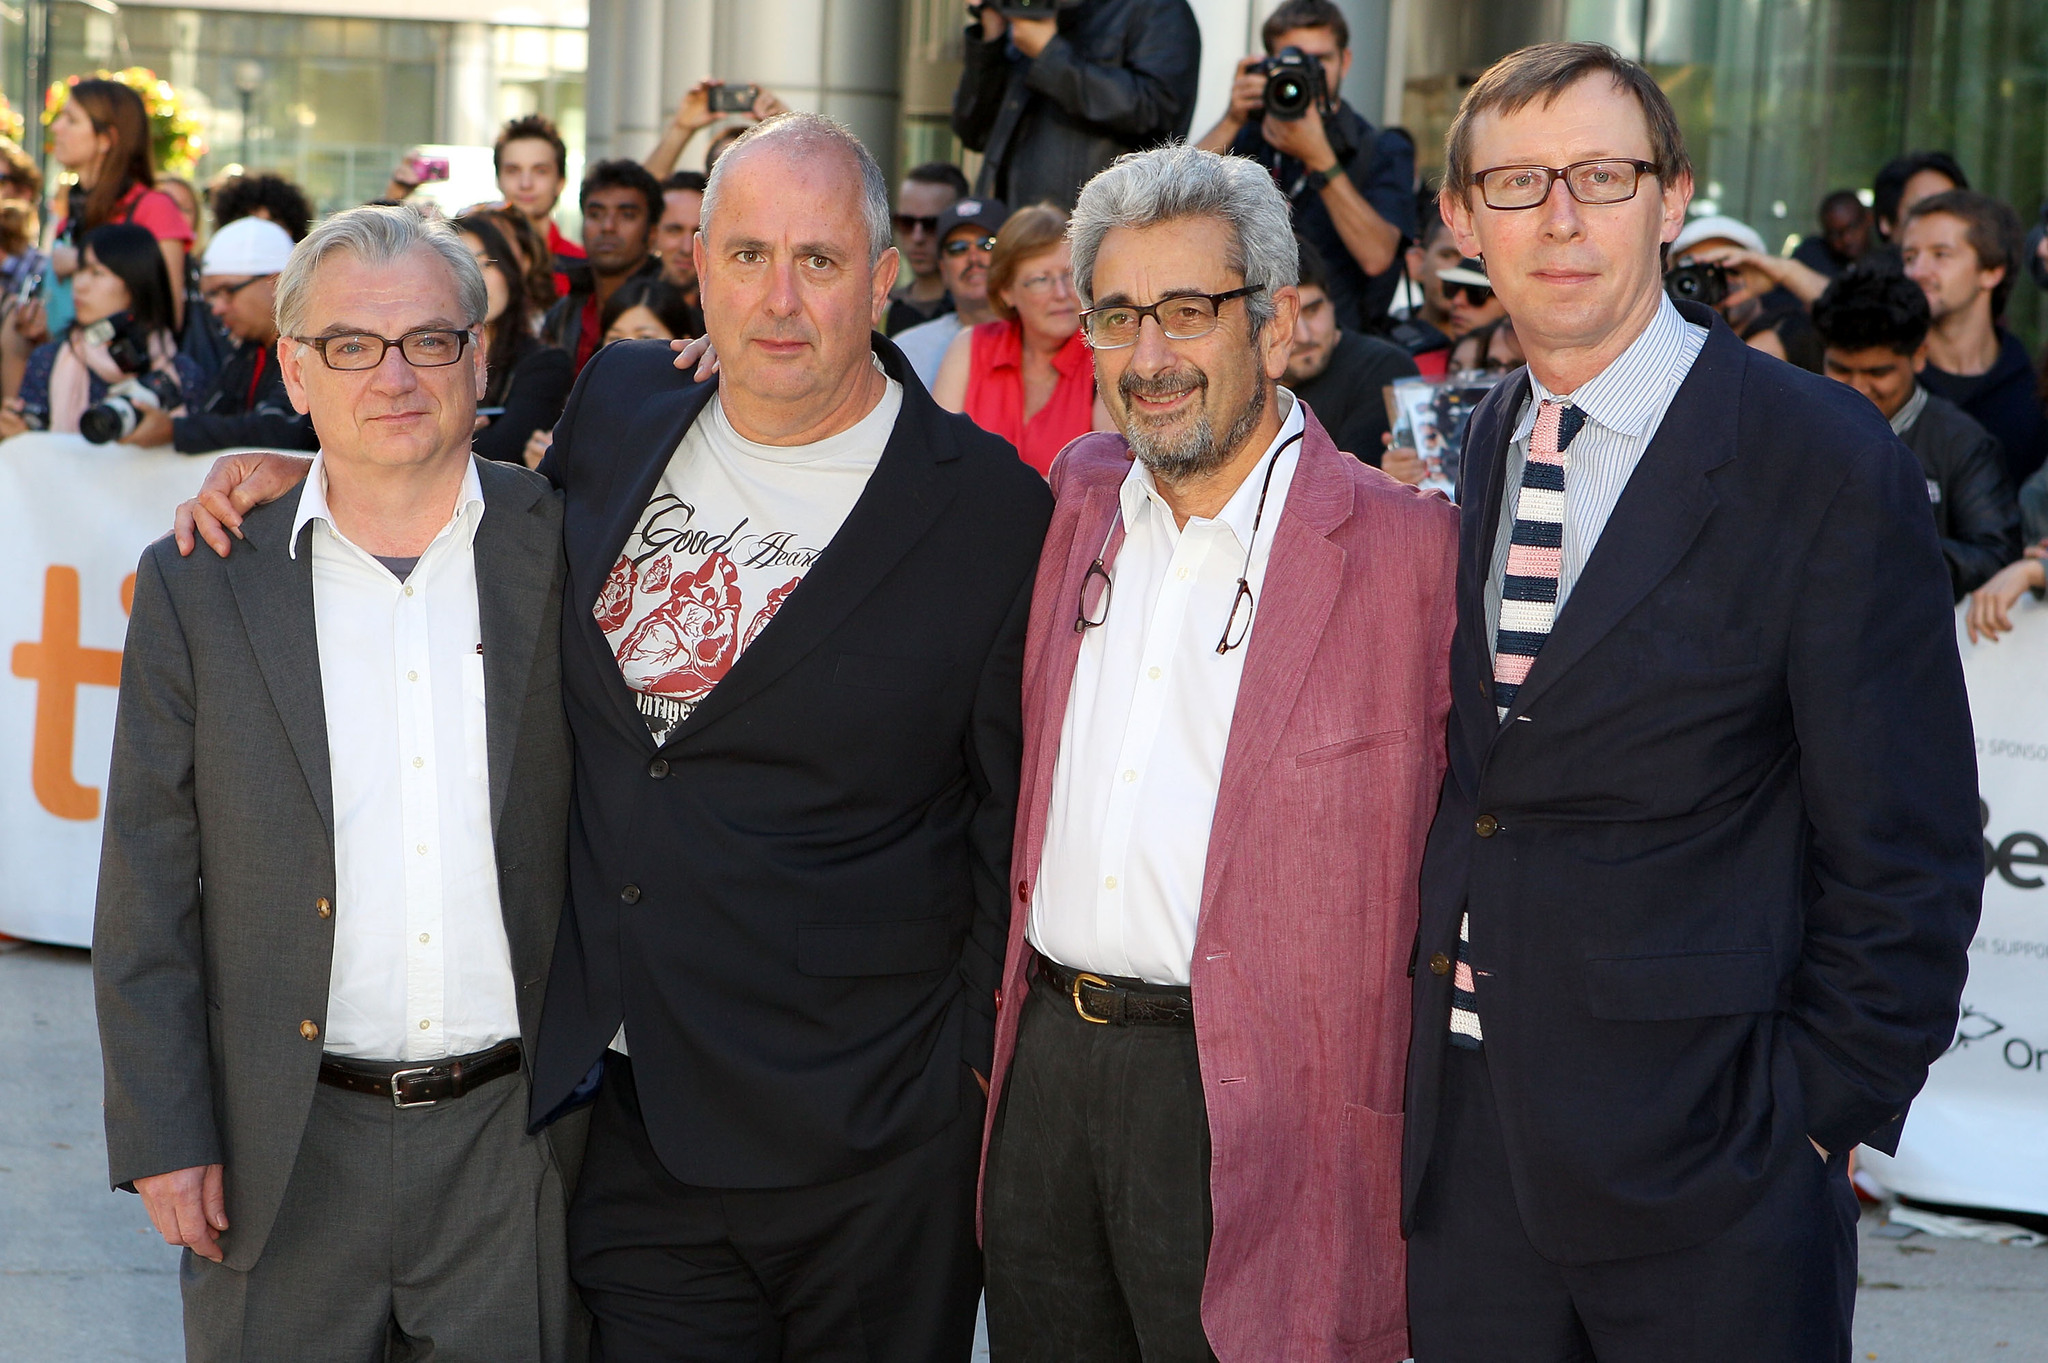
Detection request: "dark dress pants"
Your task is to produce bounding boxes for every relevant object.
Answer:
[982,971,1219,1363]
[1407,1042,1859,1363]
[567,1052,983,1363]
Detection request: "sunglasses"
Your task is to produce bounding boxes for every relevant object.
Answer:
[1445,281,1494,306]
[894,213,940,235]
[943,234,997,257]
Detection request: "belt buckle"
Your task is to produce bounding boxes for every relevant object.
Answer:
[389,1064,444,1109]
[1070,972,1114,1025]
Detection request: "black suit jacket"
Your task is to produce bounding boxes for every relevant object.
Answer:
[528,336,1053,1189]
[1402,305,1982,1266]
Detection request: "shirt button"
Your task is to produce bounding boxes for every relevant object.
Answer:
[1122,769,1136,783]
[403,585,414,597]
[315,897,331,918]
[1147,666,1161,680]
[1177,567,1190,581]
[1104,875,1118,890]
[1475,815,1500,838]
[416,843,428,855]
[1430,953,1452,976]
[418,933,430,944]
[1017,880,1029,902]
[413,757,424,769]
[299,1020,320,1041]
[648,758,670,779]
[419,1019,431,1030]
[407,671,418,682]
[620,884,642,905]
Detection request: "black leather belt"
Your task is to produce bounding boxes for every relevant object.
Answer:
[318,1039,522,1109]
[1034,951,1194,1027]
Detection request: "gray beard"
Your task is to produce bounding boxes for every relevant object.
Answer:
[1126,378,1268,487]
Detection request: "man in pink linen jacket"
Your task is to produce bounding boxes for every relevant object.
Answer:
[979,144,1458,1363]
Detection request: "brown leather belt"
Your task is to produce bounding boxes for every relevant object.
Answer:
[1034,951,1194,1027]
[318,1039,523,1109]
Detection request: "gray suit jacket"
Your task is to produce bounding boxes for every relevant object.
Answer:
[93,456,575,1272]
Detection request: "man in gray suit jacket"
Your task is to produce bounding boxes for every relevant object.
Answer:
[94,206,584,1362]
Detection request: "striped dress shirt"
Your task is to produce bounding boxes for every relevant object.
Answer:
[1485,295,1708,654]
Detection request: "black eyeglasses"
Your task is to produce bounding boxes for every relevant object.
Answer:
[201,274,276,304]
[1073,429,1305,654]
[943,234,997,257]
[1470,159,1660,211]
[1444,281,1494,306]
[292,328,474,371]
[1080,285,1260,350]
[893,213,940,235]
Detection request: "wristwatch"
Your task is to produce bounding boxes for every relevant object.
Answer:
[1303,164,1344,193]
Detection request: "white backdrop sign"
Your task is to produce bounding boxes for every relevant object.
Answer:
[1860,595,2048,1216]
[0,434,211,947]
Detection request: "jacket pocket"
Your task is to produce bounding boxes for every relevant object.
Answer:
[1296,728,1406,768]
[797,915,958,977]
[1583,947,1779,1021]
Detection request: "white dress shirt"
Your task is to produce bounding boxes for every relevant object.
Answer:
[1029,392,1305,986]
[291,454,521,1061]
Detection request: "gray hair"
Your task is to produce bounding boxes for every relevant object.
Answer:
[1069,144,1299,336]
[273,205,488,340]
[698,111,894,265]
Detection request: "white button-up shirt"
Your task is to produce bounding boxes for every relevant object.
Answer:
[1029,392,1305,986]
[290,455,521,1061]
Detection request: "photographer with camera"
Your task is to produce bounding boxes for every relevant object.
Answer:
[951,0,1200,213]
[0,222,199,442]
[1194,0,1415,332]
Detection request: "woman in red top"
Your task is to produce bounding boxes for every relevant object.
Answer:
[48,80,194,314]
[932,203,1106,477]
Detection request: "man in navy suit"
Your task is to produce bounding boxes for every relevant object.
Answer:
[1402,42,1982,1362]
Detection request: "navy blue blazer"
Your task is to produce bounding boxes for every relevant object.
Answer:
[1403,303,1983,1265]
[528,335,1053,1189]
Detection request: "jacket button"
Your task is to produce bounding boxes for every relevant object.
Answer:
[1429,953,1452,976]
[1017,880,1029,902]
[1475,814,1499,837]
[620,884,642,905]
[299,1020,320,1040]
[648,758,669,779]
[315,897,331,918]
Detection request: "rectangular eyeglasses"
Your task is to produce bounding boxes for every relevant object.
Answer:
[293,329,473,371]
[1471,159,1659,211]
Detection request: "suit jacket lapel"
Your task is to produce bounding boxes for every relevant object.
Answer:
[1199,421,1350,927]
[669,344,961,743]
[1503,325,1742,720]
[472,458,557,831]
[223,489,334,840]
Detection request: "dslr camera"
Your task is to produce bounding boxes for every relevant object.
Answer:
[1664,259,1730,308]
[76,311,182,444]
[1252,46,1332,121]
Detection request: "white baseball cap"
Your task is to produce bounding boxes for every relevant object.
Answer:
[203,216,296,276]
[1671,214,1766,259]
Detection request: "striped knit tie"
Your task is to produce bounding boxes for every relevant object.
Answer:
[1449,398,1585,1052]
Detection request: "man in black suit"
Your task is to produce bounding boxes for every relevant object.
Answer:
[1402,43,1982,1362]
[172,112,1052,1363]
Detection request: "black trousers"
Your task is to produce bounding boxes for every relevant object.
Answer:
[567,1052,984,1363]
[1407,1043,1859,1363]
[982,971,1219,1363]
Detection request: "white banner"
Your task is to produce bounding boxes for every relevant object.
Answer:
[1859,596,2048,1216]
[0,434,212,947]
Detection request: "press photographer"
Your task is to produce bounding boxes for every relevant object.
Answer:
[951,0,1200,212]
[0,222,199,441]
[1195,0,1415,331]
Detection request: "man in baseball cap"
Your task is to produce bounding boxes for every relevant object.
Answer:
[125,215,318,455]
[895,196,1007,390]
[1436,255,1506,338]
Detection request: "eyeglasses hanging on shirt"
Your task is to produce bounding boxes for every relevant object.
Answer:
[1074,429,1305,655]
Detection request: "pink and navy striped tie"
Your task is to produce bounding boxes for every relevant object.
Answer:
[1450,397,1585,1051]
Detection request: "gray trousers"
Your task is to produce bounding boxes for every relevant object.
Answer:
[180,1071,582,1363]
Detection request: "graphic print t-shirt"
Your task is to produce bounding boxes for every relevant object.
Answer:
[597,373,903,743]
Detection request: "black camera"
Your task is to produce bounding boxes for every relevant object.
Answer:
[80,369,182,445]
[1253,46,1331,121]
[991,0,1082,17]
[1664,259,1730,308]
[76,310,157,376]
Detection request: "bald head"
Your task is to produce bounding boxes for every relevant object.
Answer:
[699,112,893,265]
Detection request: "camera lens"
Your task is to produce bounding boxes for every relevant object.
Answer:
[79,397,135,445]
[1265,72,1311,119]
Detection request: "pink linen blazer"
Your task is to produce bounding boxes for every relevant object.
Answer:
[982,406,1458,1362]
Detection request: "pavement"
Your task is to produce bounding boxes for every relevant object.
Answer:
[4,936,2042,1362]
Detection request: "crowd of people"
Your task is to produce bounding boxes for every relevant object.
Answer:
[25,3,2041,1361]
